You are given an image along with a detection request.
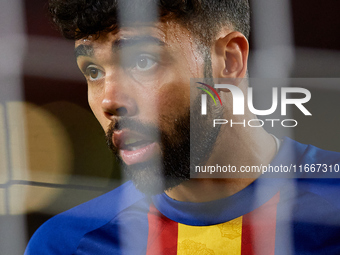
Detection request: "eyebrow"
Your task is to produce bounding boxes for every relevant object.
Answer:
[75,36,165,59]
[113,36,165,52]
[75,44,94,59]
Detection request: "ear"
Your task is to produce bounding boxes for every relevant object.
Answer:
[211,31,249,80]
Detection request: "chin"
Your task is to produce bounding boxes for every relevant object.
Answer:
[122,158,190,195]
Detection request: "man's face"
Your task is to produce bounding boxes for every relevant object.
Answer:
[75,21,220,194]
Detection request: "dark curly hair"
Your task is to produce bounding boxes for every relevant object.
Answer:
[49,0,250,48]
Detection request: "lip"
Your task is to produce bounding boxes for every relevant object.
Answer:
[120,142,158,165]
[113,130,159,165]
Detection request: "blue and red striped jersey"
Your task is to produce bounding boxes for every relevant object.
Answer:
[25,137,340,254]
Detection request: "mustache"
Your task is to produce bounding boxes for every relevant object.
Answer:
[105,117,161,152]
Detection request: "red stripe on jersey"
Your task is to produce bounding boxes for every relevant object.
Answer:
[146,204,178,255]
[241,192,280,255]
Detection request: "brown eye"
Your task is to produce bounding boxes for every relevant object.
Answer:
[85,66,104,81]
[137,57,148,69]
[89,68,98,79]
[135,54,157,71]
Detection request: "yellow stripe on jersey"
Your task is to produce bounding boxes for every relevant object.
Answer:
[177,216,243,255]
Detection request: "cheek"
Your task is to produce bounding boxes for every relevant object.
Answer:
[88,92,108,131]
[156,81,190,127]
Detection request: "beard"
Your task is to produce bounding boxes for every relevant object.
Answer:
[106,111,190,195]
[105,93,223,195]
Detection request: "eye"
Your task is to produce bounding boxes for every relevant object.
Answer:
[85,66,104,81]
[134,54,157,72]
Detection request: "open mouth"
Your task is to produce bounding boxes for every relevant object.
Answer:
[121,137,153,151]
[113,130,160,165]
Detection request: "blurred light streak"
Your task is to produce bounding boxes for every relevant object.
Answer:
[250,0,295,254]
[0,0,28,253]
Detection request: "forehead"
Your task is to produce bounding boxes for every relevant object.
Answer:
[74,21,195,51]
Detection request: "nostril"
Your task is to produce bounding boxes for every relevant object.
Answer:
[104,111,114,119]
[116,107,128,116]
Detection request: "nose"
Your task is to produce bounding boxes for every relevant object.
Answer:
[101,78,138,120]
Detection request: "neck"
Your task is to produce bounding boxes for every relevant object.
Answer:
[166,114,277,202]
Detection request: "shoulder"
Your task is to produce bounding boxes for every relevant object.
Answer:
[274,138,340,204]
[279,137,340,167]
[279,138,340,209]
[25,181,146,255]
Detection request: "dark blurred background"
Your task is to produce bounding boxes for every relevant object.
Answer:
[0,0,339,254]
